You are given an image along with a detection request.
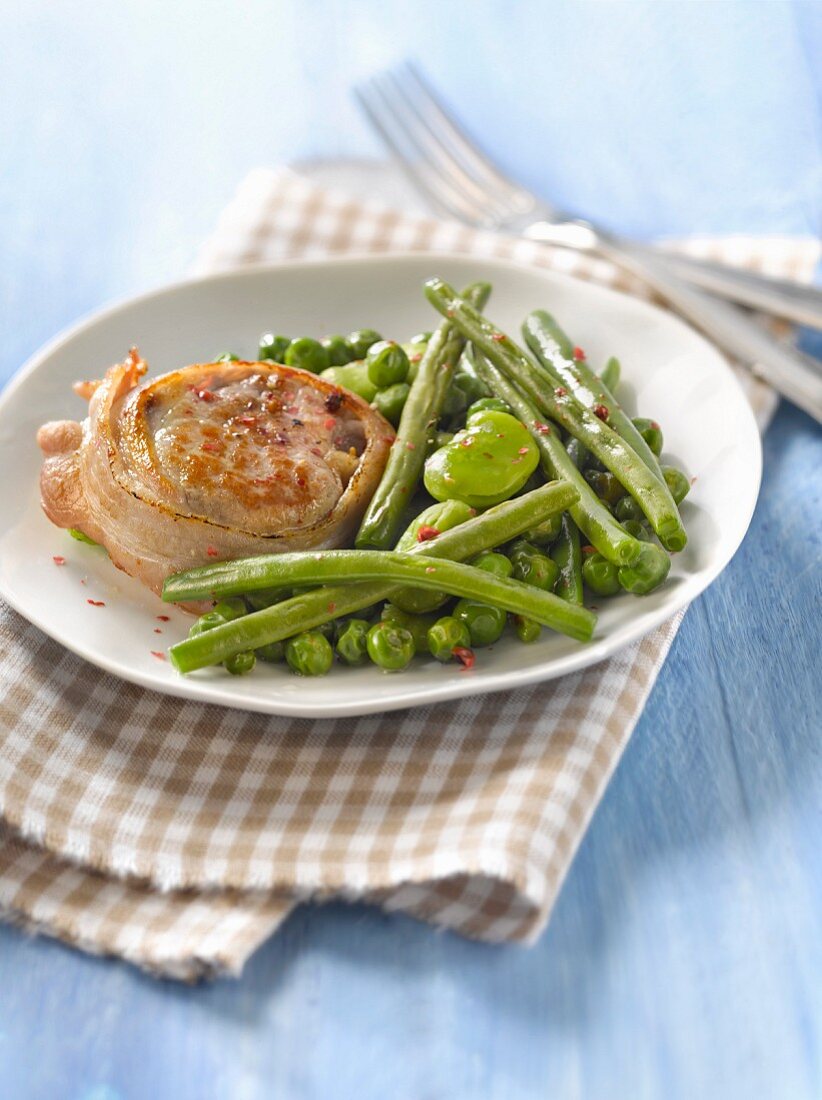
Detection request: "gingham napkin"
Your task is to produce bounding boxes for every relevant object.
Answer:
[0,168,817,980]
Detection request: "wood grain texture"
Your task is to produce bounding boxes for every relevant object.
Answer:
[0,2,820,1097]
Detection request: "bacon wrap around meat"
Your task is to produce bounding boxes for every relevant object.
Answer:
[37,349,395,597]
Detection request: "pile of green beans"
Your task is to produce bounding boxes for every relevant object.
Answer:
[172,277,691,678]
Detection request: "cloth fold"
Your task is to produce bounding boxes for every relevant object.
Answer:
[0,167,816,979]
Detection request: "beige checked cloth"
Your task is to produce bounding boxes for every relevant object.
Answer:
[0,168,817,980]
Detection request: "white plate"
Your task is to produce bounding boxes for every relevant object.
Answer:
[0,253,760,717]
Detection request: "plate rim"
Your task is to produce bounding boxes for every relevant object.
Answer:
[0,250,762,717]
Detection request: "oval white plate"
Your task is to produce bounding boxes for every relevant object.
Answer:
[0,253,760,717]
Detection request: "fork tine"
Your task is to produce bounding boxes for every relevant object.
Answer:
[356,75,501,225]
[399,62,535,211]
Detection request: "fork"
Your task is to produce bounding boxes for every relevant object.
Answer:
[355,63,822,423]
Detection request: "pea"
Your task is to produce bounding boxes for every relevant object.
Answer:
[322,335,353,366]
[366,340,409,387]
[510,540,559,591]
[470,551,512,579]
[188,610,226,638]
[246,586,290,611]
[215,352,239,363]
[212,597,247,622]
[621,519,650,541]
[662,465,690,505]
[409,331,432,344]
[453,600,507,647]
[346,329,383,360]
[426,430,454,457]
[427,616,471,662]
[380,605,436,654]
[256,640,285,663]
[467,397,512,421]
[259,333,290,362]
[68,528,98,546]
[285,631,334,676]
[284,337,330,374]
[525,514,562,547]
[424,410,540,509]
[633,417,664,457]
[372,382,410,427]
[224,651,256,676]
[335,619,371,666]
[614,495,645,523]
[513,615,541,644]
[583,469,625,506]
[391,500,475,614]
[402,341,428,384]
[366,622,416,671]
[320,362,378,403]
[452,370,487,408]
[582,552,621,596]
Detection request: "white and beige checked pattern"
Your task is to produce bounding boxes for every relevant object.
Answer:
[0,167,817,979]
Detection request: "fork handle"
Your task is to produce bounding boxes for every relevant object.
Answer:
[595,239,822,424]
[627,244,822,331]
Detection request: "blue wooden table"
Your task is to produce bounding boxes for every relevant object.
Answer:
[1,4,820,1097]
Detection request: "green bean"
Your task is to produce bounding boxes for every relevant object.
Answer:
[355,282,491,550]
[427,281,686,552]
[523,311,666,483]
[166,481,581,672]
[427,616,471,662]
[391,499,475,614]
[600,356,621,392]
[367,622,415,671]
[550,514,583,605]
[335,619,370,666]
[285,631,333,676]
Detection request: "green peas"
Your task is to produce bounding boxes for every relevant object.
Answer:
[319,361,378,402]
[380,605,435,654]
[256,640,285,663]
[402,342,428,383]
[452,370,487,409]
[322,335,354,366]
[284,337,330,374]
[335,619,371,666]
[582,552,621,596]
[409,331,432,344]
[259,333,290,362]
[215,352,239,363]
[509,540,560,591]
[525,513,562,546]
[391,499,475,614]
[467,397,512,421]
[583,469,625,506]
[285,631,334,676]
[188,610,226,638]
[633,417,664,457]
[224,651,256,675]
[372,382,410,426]
[614,495,645,523]
[424,410,540,509]
[346,329,383,360]
[453,599,507,647]
[212,597,247,622]
[426,430,454,456]
[366,340,410,387]
[621,519,650,541]
[513,615,541,644]
[366,622,416,671]
[662,465,690,505]
[470,551,513,579]
[427,616,471,662]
